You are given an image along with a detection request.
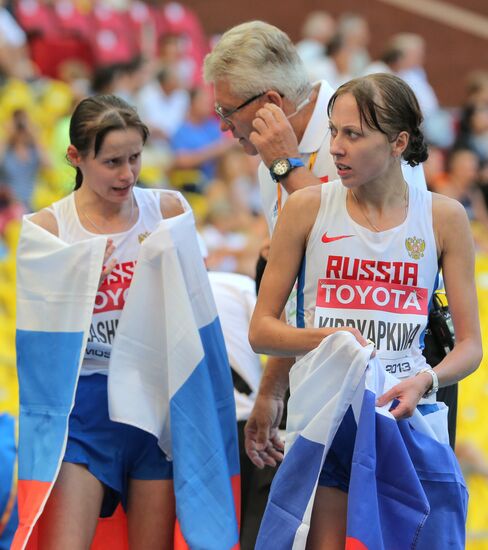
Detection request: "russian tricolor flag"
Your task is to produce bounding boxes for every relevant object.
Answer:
[256,332,467,550]
[13,218,106,550]
[108,210,240,549]
[13,211,239,549]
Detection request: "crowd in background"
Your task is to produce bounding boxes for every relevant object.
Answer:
[0,3,486,271]
[0,2,487,270]
[0,0,488,545]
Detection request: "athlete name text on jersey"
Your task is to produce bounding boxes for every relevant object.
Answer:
[317,316,421,351]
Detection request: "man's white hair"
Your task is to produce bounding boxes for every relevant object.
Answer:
[204,21,311,104]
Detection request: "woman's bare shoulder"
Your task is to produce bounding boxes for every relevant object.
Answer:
[286,184,322,209]
[159,190,187,219]
[29,208,59,236]
[431,191,467,220]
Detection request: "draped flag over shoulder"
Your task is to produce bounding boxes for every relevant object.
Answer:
[13,218,106,550]
[108,210,240,550]
[256,331,467,550]
[14,211,239,550]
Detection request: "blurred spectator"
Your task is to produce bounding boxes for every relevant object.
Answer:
[136,63,190,141]
[465,71,488,106]
[158,32,197,90]
[388,33,454,147]
[0,184,25,237]
[0,0,36,80]
[91,55,148,103]
[170,86,232,191]
[336,12,370,76]
[91,62,120,94]
[160,2,209,87]
[430,148,488,229]
[206,147,262,220]
[476,160,488,211]
[109,55,149,103]
[310,32,353,89]
[0,108,50,210]
[455,73,488,163]
[296,11,335,64]
[200,146,267,276]
[423,144,446,191]
[57,58,91,101]
[200,210,265,277]
[362,43,406,76]
[455,102,488,163]
[391,33,438,116]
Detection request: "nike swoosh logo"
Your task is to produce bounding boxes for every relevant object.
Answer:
[321,232,354,244]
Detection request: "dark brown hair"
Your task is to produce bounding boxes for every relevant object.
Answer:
[327,73,428,167]
[69,95,149,189]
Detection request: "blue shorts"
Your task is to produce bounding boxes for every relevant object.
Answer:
[318,403,439,493]
[64,374,173,517]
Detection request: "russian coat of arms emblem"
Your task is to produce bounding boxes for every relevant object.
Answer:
[405,236,425,260]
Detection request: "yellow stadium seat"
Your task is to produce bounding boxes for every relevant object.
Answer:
[183,192,209,224]
[0,363,18,416]
[465,475,488,550]
[39,80,73,120]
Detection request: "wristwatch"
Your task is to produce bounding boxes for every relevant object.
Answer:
[416,367,439,398]
[269,157,304,182]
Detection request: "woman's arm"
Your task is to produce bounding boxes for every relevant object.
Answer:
[431,193,482,385]
[377,193,482,418]
[249,185,366,356]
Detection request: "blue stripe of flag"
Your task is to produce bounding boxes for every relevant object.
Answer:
[170,317,239,550]
[16,330,83,481]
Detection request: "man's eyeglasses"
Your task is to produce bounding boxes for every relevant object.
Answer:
[215,92,266,126]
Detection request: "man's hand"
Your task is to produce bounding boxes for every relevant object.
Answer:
[249,103,300,167]
[244,393,285,469]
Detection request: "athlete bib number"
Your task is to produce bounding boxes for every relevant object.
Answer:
[378,354,414,380]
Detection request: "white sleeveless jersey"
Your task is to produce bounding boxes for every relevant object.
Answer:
[298,179,439,383]
[51,187,181,375]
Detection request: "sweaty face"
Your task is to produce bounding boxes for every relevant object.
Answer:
[75,128,143,202]
[213,79,263,156]
[329,93,396,189]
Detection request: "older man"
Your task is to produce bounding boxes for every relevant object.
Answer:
[204,20,431,471]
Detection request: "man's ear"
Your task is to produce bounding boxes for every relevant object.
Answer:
[392,131,409,158]
[66,145,81,166]
[265,90,284,108]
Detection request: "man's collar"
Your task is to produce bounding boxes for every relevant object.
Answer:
[298,80,335,154]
